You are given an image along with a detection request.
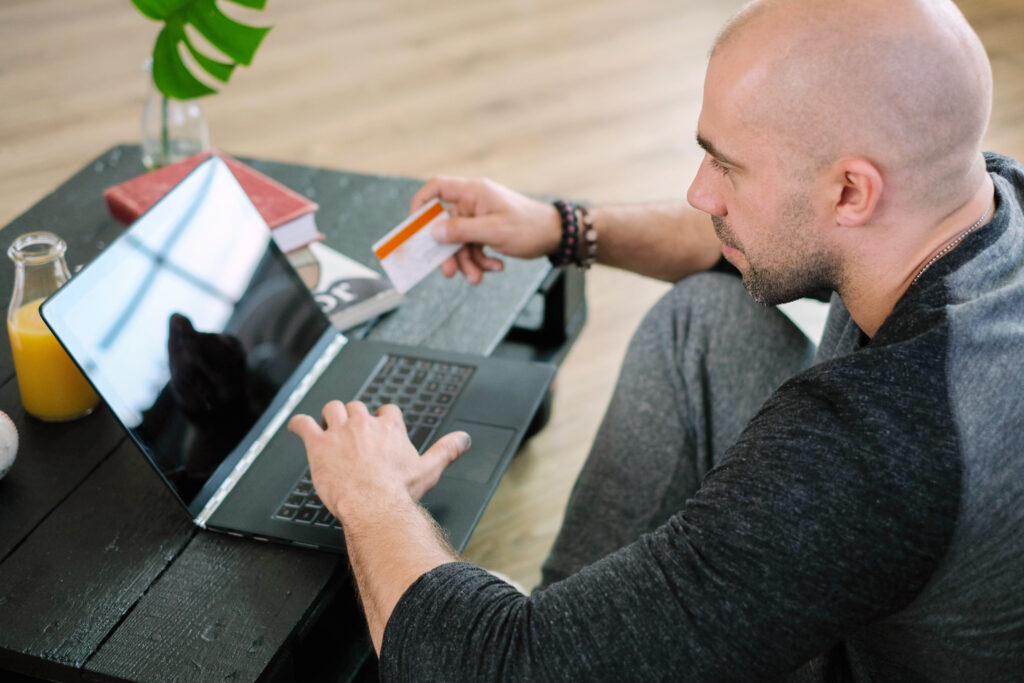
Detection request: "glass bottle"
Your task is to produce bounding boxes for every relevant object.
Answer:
[140,59,210,170]
[7,232,99,421]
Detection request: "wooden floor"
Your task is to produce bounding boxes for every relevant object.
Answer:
[1,0,1021,590]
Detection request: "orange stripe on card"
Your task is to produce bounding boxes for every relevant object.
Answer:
[374,202,444,260]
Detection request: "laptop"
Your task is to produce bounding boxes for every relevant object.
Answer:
[40,156,555,553]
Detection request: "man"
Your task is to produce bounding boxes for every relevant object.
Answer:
[289,0,1024,679]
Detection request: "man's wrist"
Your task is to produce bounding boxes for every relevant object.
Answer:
[331,484,411,531]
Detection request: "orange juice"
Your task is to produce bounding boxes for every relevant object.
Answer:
[8,297,99,421]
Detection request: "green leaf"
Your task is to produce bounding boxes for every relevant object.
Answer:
[136,0,271,99]
[182,32,236,83]
[227,0,267,9]
[152,25,217,99]
[131,0,190,21]
[187,0,270,66]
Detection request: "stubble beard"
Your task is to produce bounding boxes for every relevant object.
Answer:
[712,203,840,307]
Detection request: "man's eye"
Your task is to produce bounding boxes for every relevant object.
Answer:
[708,157,730,175]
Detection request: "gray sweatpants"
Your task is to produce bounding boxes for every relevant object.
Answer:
[540,272,816,587]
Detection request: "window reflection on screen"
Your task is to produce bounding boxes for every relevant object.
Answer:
[53,159,330,505]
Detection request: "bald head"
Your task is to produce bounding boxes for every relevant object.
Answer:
[708,0,992,213]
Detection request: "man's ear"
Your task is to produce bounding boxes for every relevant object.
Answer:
[832,158,883,227]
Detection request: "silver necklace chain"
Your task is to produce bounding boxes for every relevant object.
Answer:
[911,203,991,286]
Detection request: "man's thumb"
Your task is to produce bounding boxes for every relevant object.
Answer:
[423,431,471,470]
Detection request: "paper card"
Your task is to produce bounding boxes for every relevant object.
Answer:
[372,198,461,293]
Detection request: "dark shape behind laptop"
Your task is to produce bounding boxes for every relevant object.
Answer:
[41,157,555,553]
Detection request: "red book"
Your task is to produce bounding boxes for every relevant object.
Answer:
[103,152,324,253]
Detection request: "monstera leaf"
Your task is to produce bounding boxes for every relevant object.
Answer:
[132,0,271,99]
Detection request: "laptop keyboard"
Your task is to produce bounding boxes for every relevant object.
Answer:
[274,354,475,528]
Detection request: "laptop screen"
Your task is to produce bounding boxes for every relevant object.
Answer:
[42,158,332,508]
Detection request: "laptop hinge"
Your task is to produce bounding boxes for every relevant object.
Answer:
[194,332,348,528]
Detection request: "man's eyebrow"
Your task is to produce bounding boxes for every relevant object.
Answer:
[696,132,743,169]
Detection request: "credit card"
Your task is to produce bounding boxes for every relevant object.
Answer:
[372,198,461,293]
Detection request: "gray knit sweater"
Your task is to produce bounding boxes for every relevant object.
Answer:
[379,153,1024,682]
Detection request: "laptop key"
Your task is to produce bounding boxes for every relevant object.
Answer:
[277,505,299,519]
[409,426,433,451]
[295,507,317,523]
[315,508,337,526]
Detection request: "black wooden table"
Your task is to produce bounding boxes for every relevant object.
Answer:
[0,145,585,682]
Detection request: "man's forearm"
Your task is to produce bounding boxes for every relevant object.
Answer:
[341,493,459,653]
[588,203,721,281]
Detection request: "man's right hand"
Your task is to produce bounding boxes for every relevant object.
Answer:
[410,176,562,285]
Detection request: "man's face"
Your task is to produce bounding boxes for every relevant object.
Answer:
[686,52,840,306]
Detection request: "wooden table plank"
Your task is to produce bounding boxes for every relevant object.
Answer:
[0,377,127,562]
[0,439,195,680]
[85,532,342,682]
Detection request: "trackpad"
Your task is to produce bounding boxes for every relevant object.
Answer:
[443,421,515,483]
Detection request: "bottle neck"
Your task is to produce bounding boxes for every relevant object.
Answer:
[7,231,71,317]
[16,259,69,300]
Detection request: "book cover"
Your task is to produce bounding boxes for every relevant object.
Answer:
[287,241,403,332]
[103,151,325,253]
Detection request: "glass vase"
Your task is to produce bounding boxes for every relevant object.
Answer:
[140,60,210,170]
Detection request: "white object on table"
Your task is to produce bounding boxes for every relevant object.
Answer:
[0,409,18,480]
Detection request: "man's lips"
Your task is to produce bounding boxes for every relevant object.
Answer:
[721,243,741,258]
[711,217,740,255]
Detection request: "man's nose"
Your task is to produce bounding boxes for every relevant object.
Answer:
[686,155,727,217]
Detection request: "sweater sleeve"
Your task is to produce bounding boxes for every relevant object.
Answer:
[379,361,960,681]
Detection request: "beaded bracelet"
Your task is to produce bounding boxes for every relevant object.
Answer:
[576,204,597,269]
[548,199,579,267]
[548,199,597,269]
